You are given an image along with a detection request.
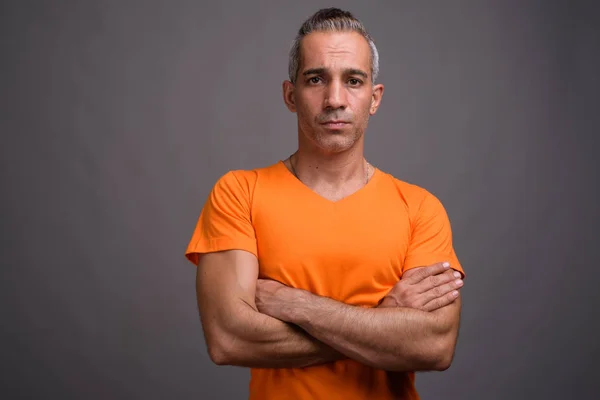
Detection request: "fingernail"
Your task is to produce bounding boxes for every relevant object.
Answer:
[453,271,461,278]
[443,262,450,268]
[452,291,459,297]
[455,279,463,286]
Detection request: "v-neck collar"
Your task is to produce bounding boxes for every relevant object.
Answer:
[276,160,381,205]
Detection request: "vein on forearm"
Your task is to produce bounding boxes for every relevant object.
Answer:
[290,294,454,371]
[214,300,337,368]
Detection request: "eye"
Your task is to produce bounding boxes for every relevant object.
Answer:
[348,78,362,86]
[308,76,322,84]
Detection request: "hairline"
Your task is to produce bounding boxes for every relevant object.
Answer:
[288,15,379,85]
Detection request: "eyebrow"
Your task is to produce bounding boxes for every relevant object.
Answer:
[302,67,369,79]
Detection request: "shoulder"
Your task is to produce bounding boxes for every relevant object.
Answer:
[211,161,282,199]
[376,169,437,204]
[375,169,448,217]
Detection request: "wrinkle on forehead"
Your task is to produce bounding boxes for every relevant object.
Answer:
[299,31,371,74]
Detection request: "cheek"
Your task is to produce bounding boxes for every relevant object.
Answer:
[350,97,372,119]
[297,99,320,120]
[349,91,371,108]
[296,105,313,123]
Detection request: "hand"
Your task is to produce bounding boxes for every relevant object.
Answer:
[378,262,463,312]
[255,279,303,321]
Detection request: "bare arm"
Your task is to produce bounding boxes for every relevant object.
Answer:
[256,263,463,372]
[196,249,343,368]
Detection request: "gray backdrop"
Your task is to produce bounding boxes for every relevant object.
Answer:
[2,1,599,399]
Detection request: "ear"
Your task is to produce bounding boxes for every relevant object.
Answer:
[369,83,384,115]
[282,80,297,112]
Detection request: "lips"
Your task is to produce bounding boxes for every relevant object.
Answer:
[321,120,349,128]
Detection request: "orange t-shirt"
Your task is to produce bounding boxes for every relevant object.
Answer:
[185,160,464,400]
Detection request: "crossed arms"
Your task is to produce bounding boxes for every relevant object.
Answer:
[195,249,464,372]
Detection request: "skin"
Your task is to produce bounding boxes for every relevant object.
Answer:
[197,250,343,368]
[255,264,462,371]
[282,30,384,201]
[380,263,464,311]
[196,30,464,371]
[198,251,462,369]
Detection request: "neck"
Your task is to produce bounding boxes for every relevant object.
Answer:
[292,141,368,188]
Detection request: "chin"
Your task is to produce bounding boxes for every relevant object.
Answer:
[311,130,362,153]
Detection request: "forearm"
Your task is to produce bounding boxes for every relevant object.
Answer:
[285,293,458,372]
[207,302,343,368]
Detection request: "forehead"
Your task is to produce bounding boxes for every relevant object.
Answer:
[299,31,371,73]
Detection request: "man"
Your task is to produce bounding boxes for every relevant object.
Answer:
[185,8,465,400]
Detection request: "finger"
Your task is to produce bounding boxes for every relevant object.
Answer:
[423,289,460,312]
[417,269,459,293]
[402,262,451,284]
[420,275,464,304]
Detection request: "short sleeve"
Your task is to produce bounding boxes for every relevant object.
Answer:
[403,191,465,278]
[184,171,257,265]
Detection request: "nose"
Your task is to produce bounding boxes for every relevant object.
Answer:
[323,80,347,110]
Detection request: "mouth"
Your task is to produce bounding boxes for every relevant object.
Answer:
[320,121,350,129]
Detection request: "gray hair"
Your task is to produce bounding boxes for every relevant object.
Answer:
[288,8,379,85]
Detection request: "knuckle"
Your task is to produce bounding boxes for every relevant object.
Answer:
[444,270,455,281]
[414,270,426,281]
[437,283,449,295]
[419,266,432,277]
[402,268,418,278]
[429,275,438,286]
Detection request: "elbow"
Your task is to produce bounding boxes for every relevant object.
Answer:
[430,353,454,371]
[202,308,255,366]
[207,342,231,366]
[384,338,456,372]
[391,335,455,372]
[206,333,238,366]
[428,336,457,371]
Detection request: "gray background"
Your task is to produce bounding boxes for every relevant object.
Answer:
[2,1,599,399]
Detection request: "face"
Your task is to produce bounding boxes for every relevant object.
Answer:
[283,31,384,154]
